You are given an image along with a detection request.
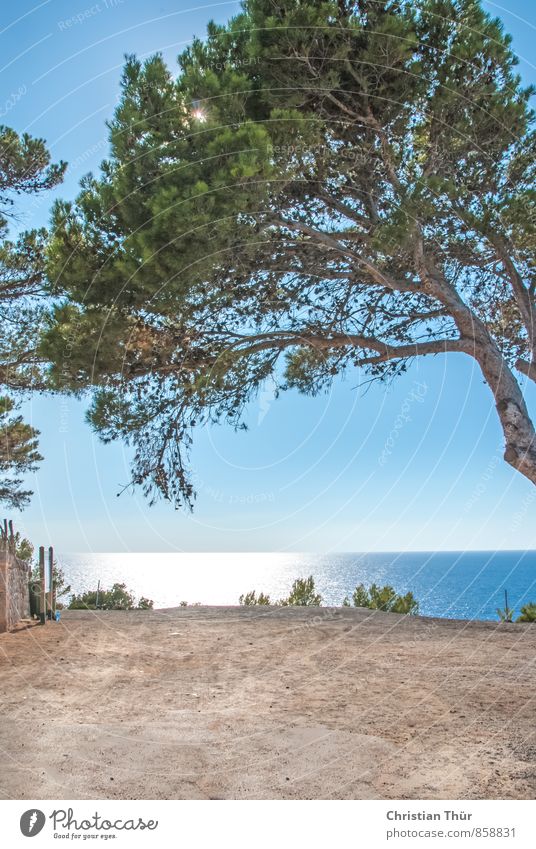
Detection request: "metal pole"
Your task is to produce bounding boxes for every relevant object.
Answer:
[48,547,54,620]
[39,547,46,625]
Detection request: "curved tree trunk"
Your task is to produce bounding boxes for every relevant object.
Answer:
[473,341,536,486]
[416,256,536,486]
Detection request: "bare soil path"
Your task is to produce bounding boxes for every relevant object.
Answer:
[0,607,534,799]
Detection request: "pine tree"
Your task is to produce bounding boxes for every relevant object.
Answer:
[0,125,66,389]
[43,0,535,506]
[0,396,42,509]
[0,125,65,506]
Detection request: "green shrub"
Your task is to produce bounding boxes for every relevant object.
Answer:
[351,583,373,609]
[349,583,419,615]
[239,590,271,605]
[239,576,322,606]
[68,582,153,610]
[517,602,536,623]
[497,606,514,622]
[14,532,34,563]
[31,559,71,609]
[68,590,100,610]
[238,577,418,612]
[279,576,322,606]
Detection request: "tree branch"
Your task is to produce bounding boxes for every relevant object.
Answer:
[490,235,536,357]
[233,330,468,362]
[269,216,418,292]
[516,358,536,383]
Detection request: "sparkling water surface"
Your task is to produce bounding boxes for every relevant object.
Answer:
[57,550,536,621]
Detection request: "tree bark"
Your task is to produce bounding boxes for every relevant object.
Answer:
[473,341,536,486]
[413,245,536,486]
[516,358,536,383]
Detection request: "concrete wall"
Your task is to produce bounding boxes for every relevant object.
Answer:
[0,543,31,632]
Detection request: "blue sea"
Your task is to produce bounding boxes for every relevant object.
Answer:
[56,550,536,621]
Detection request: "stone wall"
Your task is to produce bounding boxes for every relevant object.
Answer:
[0,543,31,632]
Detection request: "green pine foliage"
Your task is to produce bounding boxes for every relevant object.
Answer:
[0,396,42,509]
[239,590,272,605]
[279,575,322,606]
[240,576,419,611]
[349,582,419,614]
[0,124,65,391]
[517,603,536,622]
[239,575,322,606]
[68,582,154,610]
[42,0,536,505]
[0,124,65,508]
[13,531,35,562]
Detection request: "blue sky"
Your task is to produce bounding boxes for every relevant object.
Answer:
[2,0,536,552]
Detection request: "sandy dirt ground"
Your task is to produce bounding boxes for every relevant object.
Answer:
[0,606,535,800]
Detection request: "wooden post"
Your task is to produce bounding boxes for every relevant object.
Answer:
[39,546,46,625]
[48,547,54,620]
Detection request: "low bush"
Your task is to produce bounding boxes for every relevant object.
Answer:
[68,582,153,610]
[31,559,71,610]
[15,532,35,563]
[517,602,536,623]
[279,576,322,606]
[239,590,271,605]
[239,577,419,611]
[345,583,419,615]
[497,606,514,623]
[239,576,322,606]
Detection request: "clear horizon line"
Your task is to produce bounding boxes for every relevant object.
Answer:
[58,548,536,555]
